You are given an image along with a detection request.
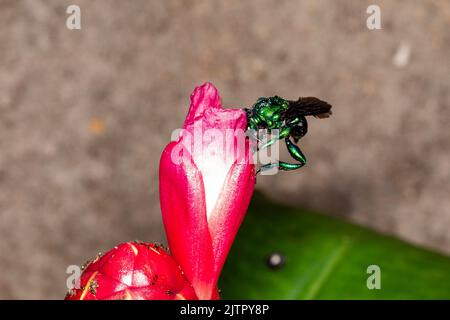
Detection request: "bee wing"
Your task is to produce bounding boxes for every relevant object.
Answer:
[313,109,333,118]
[286,97,332,119]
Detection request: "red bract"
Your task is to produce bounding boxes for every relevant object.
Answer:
[67,83,254,300]
[159,83,255,299]
[65,242,197,300]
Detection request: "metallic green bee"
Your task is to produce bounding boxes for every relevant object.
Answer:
[245,96,332,173]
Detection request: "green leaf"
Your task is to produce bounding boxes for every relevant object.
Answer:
[219,192,450,299]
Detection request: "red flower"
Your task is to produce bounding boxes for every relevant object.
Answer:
[66,83,254,300]
[65,242,197,300]
[159,83,255,299]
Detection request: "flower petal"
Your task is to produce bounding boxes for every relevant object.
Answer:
[184,82,223,130]
[208,158,255,284]
[181,83,250,220]
[159,141,216,299]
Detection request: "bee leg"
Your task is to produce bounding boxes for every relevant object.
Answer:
[246,129,259,150]
[258,126,291,150]
[257,138,306,174]
[257,160,303,174]
[255,134,284,175]
[258,136,277,151]
[284,137,306,167]
[278,160,305,171]
[256,163,278,175]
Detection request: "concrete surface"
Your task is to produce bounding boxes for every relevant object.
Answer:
[0,0,449,298]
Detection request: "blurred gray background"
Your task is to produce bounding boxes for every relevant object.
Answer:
[0,0,449,299]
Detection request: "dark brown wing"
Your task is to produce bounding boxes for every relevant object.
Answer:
[285,97,332,119]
